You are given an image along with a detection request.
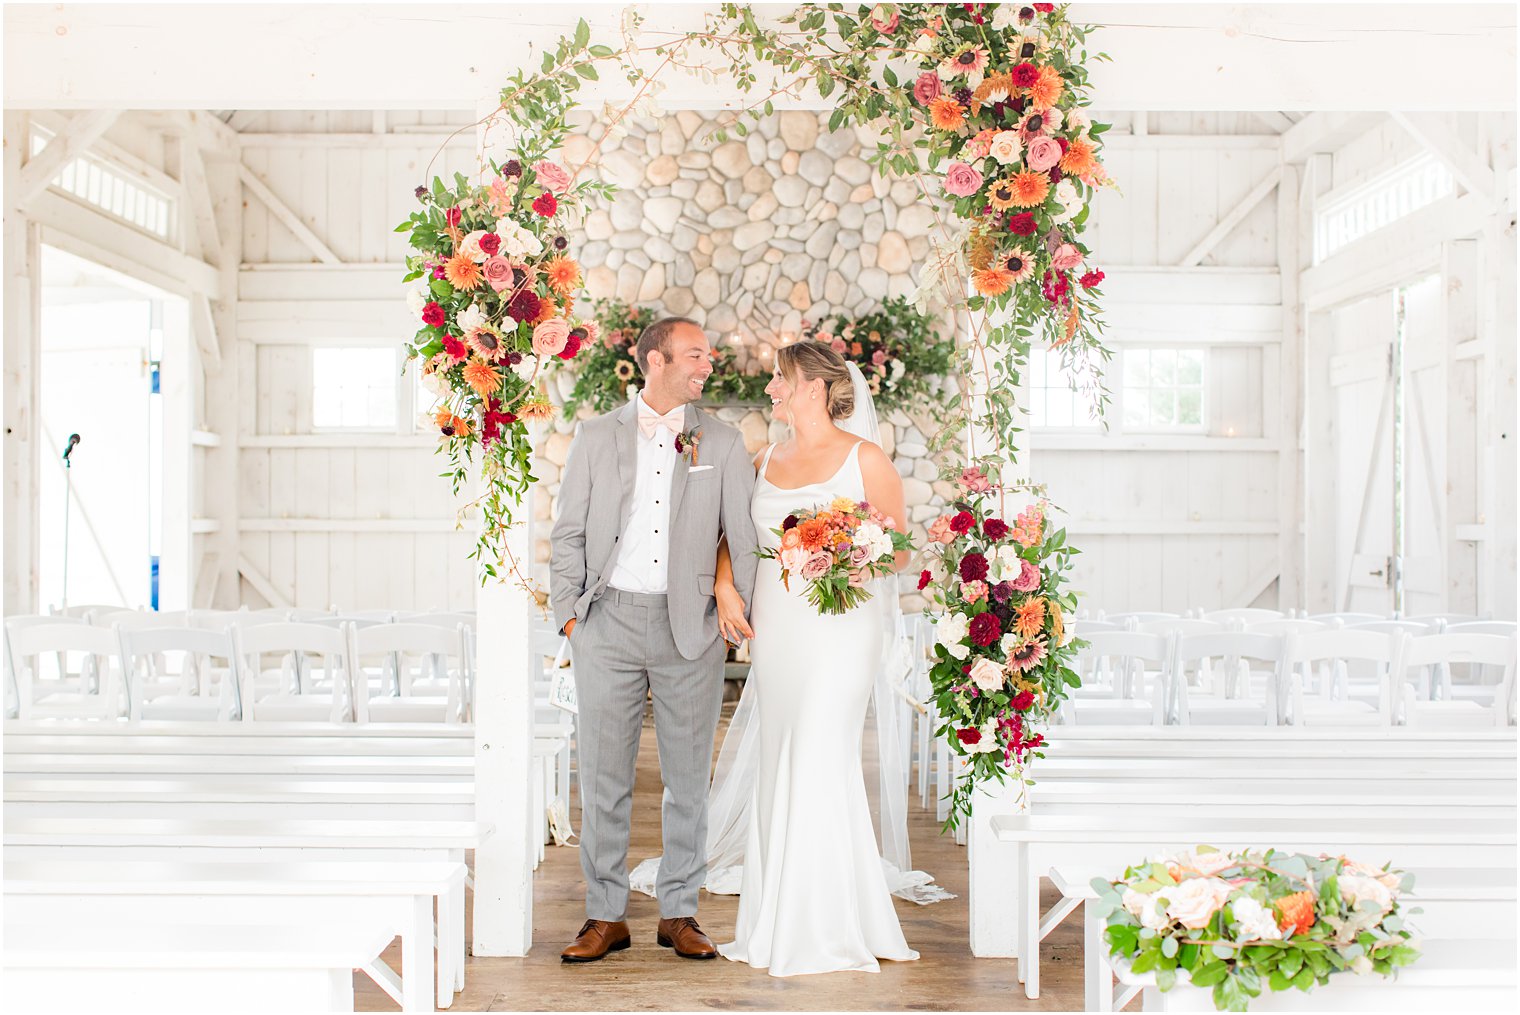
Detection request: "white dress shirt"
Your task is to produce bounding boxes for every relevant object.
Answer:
[607,393,679,594]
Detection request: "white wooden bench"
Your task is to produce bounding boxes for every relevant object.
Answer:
[1,924,396,1014]
[992,811,1518,999]
[1110,938,1517,1011]
[5,859,466,1010]
[1051,865,1520,1011]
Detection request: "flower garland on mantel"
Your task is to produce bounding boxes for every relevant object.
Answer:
[402,3,1113,825]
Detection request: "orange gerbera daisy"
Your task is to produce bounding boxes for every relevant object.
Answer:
[796,518,829,551]
[445,252,483,290]
[929,96,966,131]
[544,257,582,295]
[462,359,501,398]
[1008,171,1051,208]
[519,394,555,422]
[1274,890,1317,937]
[433,408,472,438]
[1014,597,1047,638]
[533,295,560,325]
[1027,65,1064,109]
[987,177,1021,211]
[972,266,1014,297]
[1060,137,1099,180]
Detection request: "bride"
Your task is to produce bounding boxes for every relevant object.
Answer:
[709,341,923,977]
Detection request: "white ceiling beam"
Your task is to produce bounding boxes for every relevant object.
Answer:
[1249,111,1295,134]
[1390,112,1499,209]
[4,5,1514,111]
[28,189,221,299]
[1280,111,1385,163]
[1178,165,1283,267]
[235,162,342,265]
[225,110,265,132]
[11,108,120,209]
[177,125,223,265]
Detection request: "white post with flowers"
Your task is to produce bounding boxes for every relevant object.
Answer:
[963,297,1036,959]
[470,101,537,958]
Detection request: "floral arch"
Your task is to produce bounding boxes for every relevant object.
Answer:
[400,2,1114,824]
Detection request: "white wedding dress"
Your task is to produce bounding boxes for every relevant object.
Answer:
[717,440,920,976]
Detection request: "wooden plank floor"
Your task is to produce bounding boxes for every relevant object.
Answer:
[357,704,1087,1011]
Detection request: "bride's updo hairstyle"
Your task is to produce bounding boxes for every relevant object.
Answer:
[775,341,855,421]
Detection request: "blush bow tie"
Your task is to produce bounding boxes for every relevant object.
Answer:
[638,404,685,440]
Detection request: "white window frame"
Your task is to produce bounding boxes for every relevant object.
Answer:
[1027,345,1103,432]
[309,344,408,435]
[30,125,176,242]
[1118,345,1208,434]
[1314,152,1454,263]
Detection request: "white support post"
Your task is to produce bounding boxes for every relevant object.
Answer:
[1300,155,1338,613]
[235,163,342,266]
[471,98,535,957]
[1275,161,1304,610]
[202,145,242,608]
[3,112,43,615]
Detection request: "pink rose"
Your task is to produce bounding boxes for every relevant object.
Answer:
[870,5,899,33]
[1025,135,1062,172]
[799,551,833,581]
[849,544,874,568]
[913,71,944,106]
[1051,243,1083,272]
[969,656,1005,693]
[780,547,809,573]
[961,580,988,603]
[943,161,984,198]
[483,256,514,292]
[871,349,887,366]
[1011,558,1041,592]
[831,338,847,354]
[532,318,571,357]
[959,467,992,493]
[927,515,957,544]
[531,160,572,194]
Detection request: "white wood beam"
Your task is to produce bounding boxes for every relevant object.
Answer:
[236,554,291,610]
[236,163,342,265]
[1390,112,1499,209]
[11,109,121,210]
[1250,111,1295,134]
[5,5,1515,111]
[1178,166,1283,267]
[177,125,223,264]
[190,292,221,367]
[225,110,265,132]
[3,111,42,615]
[1280,112,1385,164]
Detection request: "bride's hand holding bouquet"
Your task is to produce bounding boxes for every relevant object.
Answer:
[759,496,914,615]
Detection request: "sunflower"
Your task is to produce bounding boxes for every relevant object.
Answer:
[971,266,1014,298]
[1003,248,1036,283]
[462,359,501,398]
[614,360,636,380]
[1011,30,1047,62]
[1006,636,1047,674]
[939,45,989,84]
[929,96,966,131]
[1027,65,1064,109]
[444,252,483,290]
[465,326,506,362]
[1016,108,1053,139]
[987,177,1021,211]
[1059,137,1100,180]
[544,256,581,295]
[1007,171,1051,208]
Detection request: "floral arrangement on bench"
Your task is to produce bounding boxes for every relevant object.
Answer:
[1092,847,1423,1012]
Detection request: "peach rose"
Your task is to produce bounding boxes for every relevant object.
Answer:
[1025,135,1062,173]
[989,130,1024,166]
[969,655,1005,693]
[1160,877,1234,930]
[1051,243,1084,271]
[943,161,984,198]
[927,515,957,544]
[483,256,514,293]
[531,160,572,194]
[532,318,571,357]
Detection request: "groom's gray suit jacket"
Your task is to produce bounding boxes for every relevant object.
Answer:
[549,399,759,660]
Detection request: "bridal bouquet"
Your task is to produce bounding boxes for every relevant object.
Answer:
[1093,847,1422,1012]
[758,498,914,615]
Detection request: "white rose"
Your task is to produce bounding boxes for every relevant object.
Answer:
[1067,108,1090,133]
[989,130,1024,166]
[1230,897,1283,942]
[456,304,487,335]
[969,656,1005,693]
[890,359,905,382]
[1160,877,1234,930]
[495,218,543,258]
[1338,874,1395,916]
[1051,178,1083,225]
[458,229,489,263]
[991,5,1018,30]
[855,522,885,552]
[995,544,1023,577]
[937,612,970,656]
[967,722,1001,754]
[1124,888,1170,931]
[406,287,428,321]
[1163,848,1236,877]
[1351,955,1375,976]
[1000,632,1021,658]
[420,369,449,399]
[511,357,541,383]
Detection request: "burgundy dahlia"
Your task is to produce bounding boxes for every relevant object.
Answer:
[983,518,1010,541]
[959,552,989,582]
[507,289,541,323]
[949,510,976,534]
[969,611,1001,647]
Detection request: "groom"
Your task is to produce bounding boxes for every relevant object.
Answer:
[550,316,759,963]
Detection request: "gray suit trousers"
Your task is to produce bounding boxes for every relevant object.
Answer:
[570,588,726,921]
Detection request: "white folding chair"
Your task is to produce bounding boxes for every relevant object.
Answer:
[1244,619,1332,637]
[1104,612,1179,631]
[5,619,125,720]
[348,622,468,724]
[1282,628,1401,726]
[49,603,128,622]
[1198,608,1287,629]
[1060,630,1171,725]
[1398,632,1516,728]
[233,622,356,723]
[116,626,242,721]
[1172,631,1285,725]
[1303,612,1384,628]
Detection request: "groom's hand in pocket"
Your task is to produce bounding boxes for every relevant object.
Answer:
[715,583,754,645]
[562,618,576,638]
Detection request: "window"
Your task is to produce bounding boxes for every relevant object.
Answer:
[312,347,398,430]
[1028,346,1101,429]
[31,127,174,240]
[1314,153,1454,263]
[1121,347,1205,431]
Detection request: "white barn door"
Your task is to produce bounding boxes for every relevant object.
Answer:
[1398,274,1448,616]
[1330,293,1396,614]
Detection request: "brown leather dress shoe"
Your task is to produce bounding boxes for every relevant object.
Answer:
[656,916,718,959]
[561,919,631,963]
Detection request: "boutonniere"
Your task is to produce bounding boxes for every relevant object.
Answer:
[674,426,702,466]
